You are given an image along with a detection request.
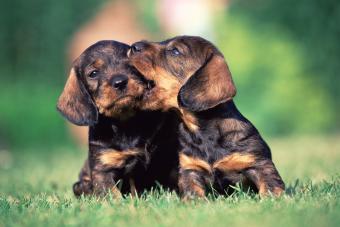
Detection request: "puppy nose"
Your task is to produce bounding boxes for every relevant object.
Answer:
[111,74,128,90]
[131,41,146,53]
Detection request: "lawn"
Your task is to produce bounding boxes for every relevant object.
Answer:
[0,136,339,227]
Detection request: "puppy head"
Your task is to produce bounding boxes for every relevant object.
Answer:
[57,40,146,126]
[129,36,236,112]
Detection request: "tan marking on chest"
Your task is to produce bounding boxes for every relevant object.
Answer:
[181,110,199,132]
[179,153,212,174]
[213,153,256,172]
[98,149,140,168]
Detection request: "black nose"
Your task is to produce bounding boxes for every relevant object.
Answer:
[111,74,128,90]
[131,41,146,53]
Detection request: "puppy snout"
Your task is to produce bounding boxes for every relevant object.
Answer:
[131,41,147,53]
[111,74,128,90]
[147,80,155,90]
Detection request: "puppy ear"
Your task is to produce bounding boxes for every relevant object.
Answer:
[57,68,98,126]
[178,53,236,112]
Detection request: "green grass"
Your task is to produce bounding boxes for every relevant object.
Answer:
[0,136,339,227]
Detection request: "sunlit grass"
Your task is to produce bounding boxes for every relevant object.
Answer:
[0,136,339,227]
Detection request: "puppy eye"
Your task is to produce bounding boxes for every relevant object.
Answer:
[167,47,181,56]
[89,70,99,79]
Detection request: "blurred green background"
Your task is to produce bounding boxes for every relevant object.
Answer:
[1,2,339,226]
[0,0,339,149]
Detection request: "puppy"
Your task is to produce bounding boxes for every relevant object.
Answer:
[129,36,285,200]
[57,40,179,196]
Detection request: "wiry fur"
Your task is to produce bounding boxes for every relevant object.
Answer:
[129,36,285,199]
[57,41,180,197]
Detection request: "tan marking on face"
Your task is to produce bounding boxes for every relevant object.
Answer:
[93,78,144,117]
[141,67,181,111]
[92,58,105,68]
[98,149,140,168]
[130,54,182,111]
[179,153,212,174]
[213,153,256,172]
[94,81,117,113]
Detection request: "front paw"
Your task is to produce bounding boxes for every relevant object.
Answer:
[181,191,207,202]
[73,180,93,197]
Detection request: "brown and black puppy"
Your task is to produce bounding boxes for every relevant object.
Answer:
[129,36,285,200]
[57,40,179,197]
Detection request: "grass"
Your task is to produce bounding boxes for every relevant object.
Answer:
[0,136,339,227]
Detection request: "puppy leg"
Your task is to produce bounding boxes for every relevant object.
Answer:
[91,149,141,197]
[244,159,285,197]
[178,153,213,201]
[73,159,93,197]
[91,168,122,197]
[178,169,208,201]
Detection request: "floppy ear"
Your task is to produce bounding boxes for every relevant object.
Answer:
[178,53,236,112]
[57,68,98,126]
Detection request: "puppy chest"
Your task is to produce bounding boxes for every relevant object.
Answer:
[179,126,256,174]
[179,127,233,163]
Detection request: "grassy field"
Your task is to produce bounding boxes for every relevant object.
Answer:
[0,136,339,227]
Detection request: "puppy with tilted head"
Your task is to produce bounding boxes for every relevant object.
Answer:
[129,36,285,200]
[57,40,179,197]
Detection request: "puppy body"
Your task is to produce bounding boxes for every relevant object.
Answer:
[129,36,285,199]
[75,110,179,196]
[177,101,284,198]
[57,41,179,196]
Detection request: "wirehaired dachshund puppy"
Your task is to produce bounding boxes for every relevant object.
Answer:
[57,40,179,197]
[129,36,285,200]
